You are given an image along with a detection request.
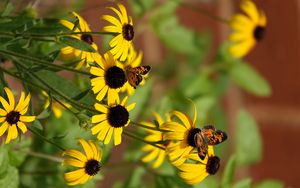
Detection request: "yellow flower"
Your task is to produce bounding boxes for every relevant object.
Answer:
[91,96,135,145]
[102,3,134,61]
[141,113,170,168]
[42,91,71,118]
[0,87,35,144]
[60,12,102,69]
[228,0,267,58]
[177,146,220,185]
[120,48,144,95]
[161,107,198,167]
[90,52,127,102]
[63,139,102,186]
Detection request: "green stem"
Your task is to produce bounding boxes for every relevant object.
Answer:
[131,121,170,132]
[0,31,116,37]
[123,130,165,150]
[20,150,63,163]
[28,127,65,151]
[0,49,92,76]
[13,61,98,113]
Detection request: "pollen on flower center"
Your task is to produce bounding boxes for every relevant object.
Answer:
[108,105,129,128]
[81,34,94,45]
[105,66,127,89]
[253,26,265,41]
[122,24,134,41]
[206,156,220,175]
[6,111,20,125]
[187,128,201,147]
[85,159,101,176]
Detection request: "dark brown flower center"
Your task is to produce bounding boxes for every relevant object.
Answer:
[6,111,20,125]
[108,105,129,128]
[122,24,134,41]
[187,128,201,147]
[81,34,94,45]
[206,156,220,175]
[85,159,101,176]
[105,66,127,89]
[253,26,265,41]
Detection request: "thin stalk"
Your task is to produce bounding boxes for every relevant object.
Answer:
[20,150,63,163]
[0,31,117,38]
[53,97,84,121]
[131,121,170,132]
[14,61,98,113]
[123,130,165,150]
[0,49,92,76]
[28,127,65,151]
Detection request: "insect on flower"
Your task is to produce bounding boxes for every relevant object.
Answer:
[194,125,227,160]
[125,65,151,89]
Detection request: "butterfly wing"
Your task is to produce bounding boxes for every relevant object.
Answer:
[125,66,151,89]
[201,125,227,145]
[194,133,208,160]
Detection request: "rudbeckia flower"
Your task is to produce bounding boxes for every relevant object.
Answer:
[90,52,127,102]
[141,113,170,168]
[0,87,35,144]
[228,0,267,58]
[60,12,102,69]
[177,146,220,185]
[102,3,134,61]
[63,139,102,186]
[42,91,71,118]
[91,96,135,145]
[161,107,199,167]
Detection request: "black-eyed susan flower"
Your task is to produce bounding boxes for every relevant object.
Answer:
[228,0,267,58]
[90,52,127,102]
[102,3,134,61]
[63,139,102,186]
[0,87,35,144]
[42,91,71,118]
[91,96,135,145]
[161,107,199,167]
[141,113,170,168]
[60,12,102,69]
[177,146,220,185]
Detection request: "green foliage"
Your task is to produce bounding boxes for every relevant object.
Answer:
[233,178,252,188]
[221,155,237,188]
[129,0,155,17]
[59,36,96,53]
[236,110,262,165]
[254,180,284,188]
[0,145,19,188]
[229,63,271,97]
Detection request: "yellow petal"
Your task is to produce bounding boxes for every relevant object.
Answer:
[96,86,108,101]
[94,103,108,113]
[102,15,122,28]
[97,124,110,141]
[79,139,93,160]
[64,169,85,184]
[17,121,27,133]
[0,108,7,116]
[104,127,113,144]
[142,149,159,162]
[113,128,122,145]
[0,96,12,112]
[20,116,35,122]
[91,114,107,124]
[63,149,87,162]
[107,89,120,106]
[117,3,128,24]
[152,150,165,168]
[90,67,104,77]
[172,111,192,129]
[0,122,8,137]
[64,158,85,167]
[241,0,259,23]
[4,88,15,111]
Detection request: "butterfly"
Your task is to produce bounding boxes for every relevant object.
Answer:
[125,65,151,89]
[194,125,227,160]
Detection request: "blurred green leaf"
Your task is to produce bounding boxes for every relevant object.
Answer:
[0,145,9,177]
[195,96,216,123]
[59,36,96,52]
[7,138,32,167]
[1,1,14,16]
[128,80,153,120]
[229,63,271,97]
[233,178,252,188]
[155,175,192,188]
[193,177,218,188]
[0,165,19,188]
[129,0,155,17]
[181,73,214,98]
[123,166,146,188]
[221,155,237,188]
[254,179,284,188]
[236,110,262,165]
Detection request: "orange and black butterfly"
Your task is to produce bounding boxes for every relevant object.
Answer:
[194,125,227,160]
[125,65,151,89]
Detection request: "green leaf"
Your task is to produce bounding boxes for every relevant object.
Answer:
[1,1,14,16]
[129,0,155,17]
[221,155,237,188]
[254,180,284,188]
[194,96,216,123]
[128,80,152,120]
[229,63,271,97]
[181,73,214,98]
[7,138,32,167]
[236,110,262,165]
[0,145,9,177]
[0,166,19,188]
[123,166,146,188]
[233,178,252,188]
[59,36,96,52]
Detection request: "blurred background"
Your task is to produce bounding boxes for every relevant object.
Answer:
[4,0,300,187]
